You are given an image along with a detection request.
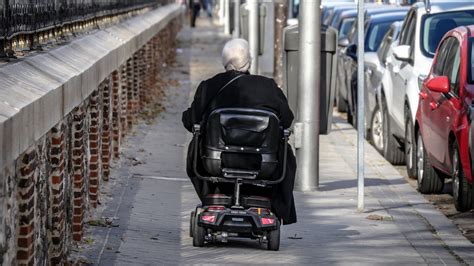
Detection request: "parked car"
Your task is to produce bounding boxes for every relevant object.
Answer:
[324,4,356,26]
[322,3,355,26]
[415,25,474,211]
[343,11,408,126]
[333,9,358,112]
[365,21,403,162]
[381,2,474,178]
[336,6,408,116]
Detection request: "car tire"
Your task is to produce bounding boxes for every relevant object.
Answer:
[382,99,405,165]
[192,213,206,247]
[189,211,195,238]
[347,107,354,126]
[267,220,281,251]
[404,110,417,178]
[452,142,473,212]
[370,105,384,154]
[416,132,444,194]
[337,91,347,112]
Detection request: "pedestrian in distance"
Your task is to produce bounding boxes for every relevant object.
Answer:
[189,0,203,27]
[204,0,213,18]
[182,39,298,225]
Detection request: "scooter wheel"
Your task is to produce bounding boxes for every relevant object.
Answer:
[189,211,195,238]
[192,214,205,247]
[267,220,280,251]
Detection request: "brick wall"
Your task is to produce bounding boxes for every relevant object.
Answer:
[0,15,181,265]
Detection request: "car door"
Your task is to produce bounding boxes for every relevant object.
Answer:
[420,38,453,163]
[391,10,416,129]
[430,38,461,170]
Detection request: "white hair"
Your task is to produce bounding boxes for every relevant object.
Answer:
[221,38,252,72]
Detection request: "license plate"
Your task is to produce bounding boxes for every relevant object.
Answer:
[232,217,244,222]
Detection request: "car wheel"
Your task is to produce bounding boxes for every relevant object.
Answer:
[347,104,354,125]
[404,111,417,178]
[452,142,473,212]
[382,99,405,165]
[416,132,444,194]
[192,213,206,247]
[337,91,347,112]
[370,105,384,154]
[267,220,281,251]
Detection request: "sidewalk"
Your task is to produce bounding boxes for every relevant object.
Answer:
[75,17,474,265]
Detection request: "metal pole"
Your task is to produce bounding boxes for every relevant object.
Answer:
[219,0,225,25]
[295,0,320,191]
[233,0,240,38]
[357,0,365,212]
[248,0,259,74]
[224,0,231,35]
[288,0,293,19]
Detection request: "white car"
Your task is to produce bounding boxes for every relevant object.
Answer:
[380,1,474,177]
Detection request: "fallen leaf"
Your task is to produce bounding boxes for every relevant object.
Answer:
[367,214,393,221]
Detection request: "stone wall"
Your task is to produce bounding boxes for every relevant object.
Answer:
[0,4,182,265]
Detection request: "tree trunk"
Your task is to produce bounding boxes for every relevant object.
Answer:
[273,0,288,88]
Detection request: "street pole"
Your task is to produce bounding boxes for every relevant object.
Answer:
[233,0,240,38]
[219,0,225,25]
[248,0,259,74]
[357,0,365,212]
[295,0,320,191]
[224,0,231,35]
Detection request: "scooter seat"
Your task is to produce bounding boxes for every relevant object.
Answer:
[242,196,271,209]
[203,194,233,206]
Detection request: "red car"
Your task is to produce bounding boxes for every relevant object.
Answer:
[415,25,474,211]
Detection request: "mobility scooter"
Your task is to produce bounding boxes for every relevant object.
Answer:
[190,108,290,251]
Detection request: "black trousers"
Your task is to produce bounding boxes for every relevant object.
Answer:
[191,4,201,27]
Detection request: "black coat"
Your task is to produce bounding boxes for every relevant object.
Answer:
[182,70,297,225]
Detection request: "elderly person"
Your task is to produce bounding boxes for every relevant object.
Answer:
[182,39,297,225]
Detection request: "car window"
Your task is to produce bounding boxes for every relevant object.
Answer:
[433,38,453,76]
[347,20,358,43]
[421,10,474,58]
[399,10,414,45]
[470,38,474,84]
[377,27,394,63]
[443,39,461,96]
[405,15,416,48]
[366,21,397,52]
[339,18,355,39]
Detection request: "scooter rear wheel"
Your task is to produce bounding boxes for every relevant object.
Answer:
[189,211,195,238]
[192,214,205,247]
[267,220,280,251]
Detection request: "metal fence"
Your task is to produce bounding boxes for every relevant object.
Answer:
[0,0,172,42]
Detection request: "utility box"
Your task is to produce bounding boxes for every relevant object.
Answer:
[240,3,266,55]
[283,24,338,135]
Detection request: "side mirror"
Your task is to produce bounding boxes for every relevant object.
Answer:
[338,37,350,47]
[393,45,411,62]
[426,76,449,94]
[345,44,357,60]
[364,52,379,66]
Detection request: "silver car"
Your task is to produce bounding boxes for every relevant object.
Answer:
[365,21,402,161]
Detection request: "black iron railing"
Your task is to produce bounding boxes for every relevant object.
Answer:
[0,0,172,57]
